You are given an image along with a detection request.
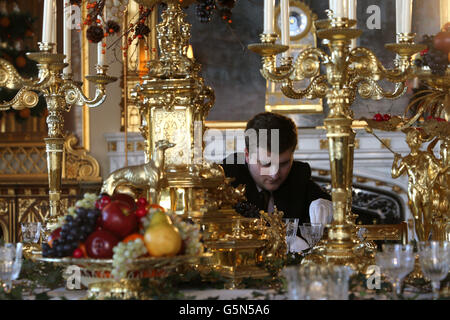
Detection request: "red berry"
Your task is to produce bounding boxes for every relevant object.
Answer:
[373,113,383,121]
[427,115,434,120]
[436,117,446,122]
[135,207,148,218]
[100,195,111,208]
[72,248,83,258]
[383,114,391,121]
[137,197,148,208]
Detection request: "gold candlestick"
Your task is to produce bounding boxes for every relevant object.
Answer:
[0,42,117,234]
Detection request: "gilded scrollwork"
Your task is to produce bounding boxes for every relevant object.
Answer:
[64,134,101,181]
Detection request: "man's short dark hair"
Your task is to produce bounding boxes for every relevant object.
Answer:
[245,112,298,153]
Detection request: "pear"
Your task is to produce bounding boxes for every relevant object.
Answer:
[144,223,182,257]
[149,210,172,227]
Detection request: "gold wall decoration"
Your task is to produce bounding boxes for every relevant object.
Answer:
[63,134,101,182]
[0,134,101,182]
[0,182,101,243]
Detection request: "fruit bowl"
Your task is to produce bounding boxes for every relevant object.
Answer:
[34,254,200,289]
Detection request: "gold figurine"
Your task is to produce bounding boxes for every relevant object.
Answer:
[391,128,442,241]
[101,140,175,204]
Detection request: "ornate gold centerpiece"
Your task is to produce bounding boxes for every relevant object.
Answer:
[249,10,425,271]
[100,0,286,285]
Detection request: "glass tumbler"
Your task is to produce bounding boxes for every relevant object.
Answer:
[0,245,15,292]
[21,222,42,243]
[418,241,449,300]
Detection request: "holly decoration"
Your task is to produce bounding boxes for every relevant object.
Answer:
[372,113,392,122]
[414,34,449,76]
[195,0,237,24]
[122,5,152,59]
[82,0,121,44]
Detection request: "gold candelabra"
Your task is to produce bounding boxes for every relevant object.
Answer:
[249,11,425,271]
[0,42,117,235]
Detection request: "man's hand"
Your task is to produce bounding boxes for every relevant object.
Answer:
[309,198,333,224]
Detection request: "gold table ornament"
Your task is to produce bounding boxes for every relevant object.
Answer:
[0,43,117,235]
[248,11,425,271]
[363,66,450,243]
[103,0,287,284]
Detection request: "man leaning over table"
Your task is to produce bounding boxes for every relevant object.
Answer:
[221,112,334,252]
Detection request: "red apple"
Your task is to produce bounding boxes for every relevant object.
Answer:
[47,227,61,248]
[101,200,138,238]
[112,193,137,211]
[85,230,119,259]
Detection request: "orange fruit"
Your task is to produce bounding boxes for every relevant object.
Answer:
[78,243,88,258]
[122,233,144,243]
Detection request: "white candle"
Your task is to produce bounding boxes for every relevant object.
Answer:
[348,0,357,20]
[396,0,413,40]
[404,0,413,34]
[329,0,337,14]
[98,40,105,66]
[63,0,72,74]
[51,0,57,51]
[97,13,105,66]
[42,0,53,44]
[348,0,357,49]
[264,0,275,34]
[396,0,403,37]
[280,0,290,57]
[332,0,347,18]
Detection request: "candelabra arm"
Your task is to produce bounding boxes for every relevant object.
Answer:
[378,82,407,99]
[0,87,39,110]
[293,47,330,78]
[62,80,107,108]
[349,47,410,83]
[61,66,117,108]
[280,75,328,100]
[351,75,407,100]
[260,56,294,82]
[0,57,51,90]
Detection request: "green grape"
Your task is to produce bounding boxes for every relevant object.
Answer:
[112,239,148,280]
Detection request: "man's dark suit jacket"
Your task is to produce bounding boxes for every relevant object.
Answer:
[221,153,331,223]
